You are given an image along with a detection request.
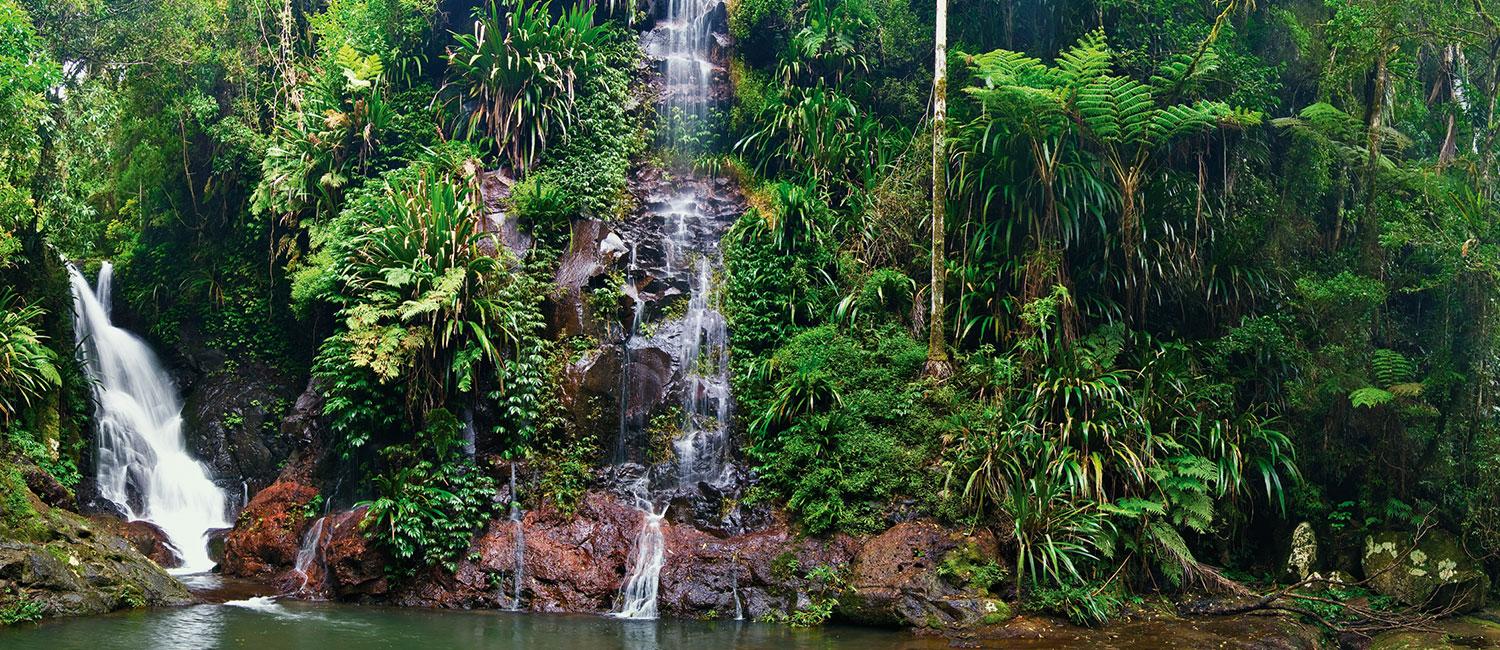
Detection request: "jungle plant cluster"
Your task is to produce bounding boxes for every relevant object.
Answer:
[720,0,1500,624]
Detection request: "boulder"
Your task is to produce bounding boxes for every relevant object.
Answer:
[0,489,191,621]
[117,520,182,569]
[323,507,388,599]
[837,521,1003,628]
[206,527,231,565]
[1363,529,1490,613]
[1285,521,1318,582]
[220,480,319,578]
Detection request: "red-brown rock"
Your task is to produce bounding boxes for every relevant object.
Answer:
[838,521,1000,627]
[220,480,318,577]
[120,520,184,569]
[324,507,388,599]
[89,518,184,569]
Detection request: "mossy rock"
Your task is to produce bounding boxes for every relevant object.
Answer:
[1363,530,1489,613]
[0,478,191,623]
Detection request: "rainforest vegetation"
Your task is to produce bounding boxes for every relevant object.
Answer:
[4,0,1500,637]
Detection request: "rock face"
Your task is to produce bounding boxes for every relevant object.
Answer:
[322,507,388,600]
[1285,521,1318,581]
[220,479,319,578]
[838,521,1003,628]
[179,360,298,493]
[1364,529,1490,613]
[111,520,183,569]
[315,489,997,626]
[0,496,191,621]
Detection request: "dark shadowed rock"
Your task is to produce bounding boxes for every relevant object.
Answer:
[207,527,231,565]
[323,507,388,599]
[1364,529,1489,613]
[21,463,73,510]
[180,360,297,492]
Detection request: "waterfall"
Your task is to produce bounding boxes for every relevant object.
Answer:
[612,482,667,620]
[68,263,230,573]
[292,515,328,595]
[610,0,729,620]
[674,256,731,485]
[507,463,525,611]
[732,566,743,621]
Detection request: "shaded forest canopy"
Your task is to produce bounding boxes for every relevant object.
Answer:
[2,0,1500,628]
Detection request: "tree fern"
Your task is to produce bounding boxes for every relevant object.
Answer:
[1371,348,1415,387]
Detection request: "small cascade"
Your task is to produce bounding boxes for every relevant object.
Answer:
[241,481,249,510]
[674,256,731,485]
[507,464,525,611]
[291,516,328,595]
[461,408,477,459]
[612,481,667,620]
[732,566,744,621]
[68,262,230,573]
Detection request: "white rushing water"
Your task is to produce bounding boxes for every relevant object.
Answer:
[69,263,230,573]
[292,515,328,594]
[674,256,731,485]
[507,463,526,611]
[612,483,668,620]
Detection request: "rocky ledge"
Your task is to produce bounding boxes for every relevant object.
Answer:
[0,484,191,621]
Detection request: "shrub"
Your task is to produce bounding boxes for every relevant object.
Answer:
[363,409,496,578]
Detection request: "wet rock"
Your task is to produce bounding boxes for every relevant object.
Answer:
[206,527,231,565]
[838,521,1001,628]
[279,378,326,454]
[20,464,73,510]
[220,480,318,578]
[324,507,388,599]
[180,359,297,492]
[1364,529,1489,613]
[1285,521,1317,581]
[971,612,1324,649]
[116,520,182,569]
[0,490,191,621]
[548,219,624,338]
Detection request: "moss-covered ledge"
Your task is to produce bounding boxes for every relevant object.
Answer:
[0,471,191,625]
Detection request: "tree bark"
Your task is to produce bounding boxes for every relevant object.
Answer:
[926,0,953,379]
[1360,41,1391,275]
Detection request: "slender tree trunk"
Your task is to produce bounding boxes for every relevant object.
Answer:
[1360,41,1390,275]
[926,0,953,379]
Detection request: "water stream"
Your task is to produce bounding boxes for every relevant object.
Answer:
[611,0,731,619]
[507,463,525,611]
[68,262,230,573]
[291,516,328,595]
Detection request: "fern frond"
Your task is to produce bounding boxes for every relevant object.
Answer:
[1350,386,1394,408]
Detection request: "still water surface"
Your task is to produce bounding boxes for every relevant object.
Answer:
[0,598,937,650]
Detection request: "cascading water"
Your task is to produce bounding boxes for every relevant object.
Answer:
[612,481,668,620]
[611,0,732,620]
[68,262,230,573]
[674,256,731,485]
[292,516,328,594]
[507,463,525,611]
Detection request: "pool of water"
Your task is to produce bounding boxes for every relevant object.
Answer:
[0,599,938,650]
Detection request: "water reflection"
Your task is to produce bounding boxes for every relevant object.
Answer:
[0,603,936,650]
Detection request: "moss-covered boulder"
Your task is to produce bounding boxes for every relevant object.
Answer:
[1363,529,1489,613]
[0,482,191,623]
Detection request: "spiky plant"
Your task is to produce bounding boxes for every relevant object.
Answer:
[447,0,606,171]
